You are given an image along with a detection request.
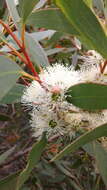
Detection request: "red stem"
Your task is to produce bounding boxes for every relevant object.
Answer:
[0,20,22,49]
[0,20,51,91]
[22,49,38,77]
[0,20,40,78]
[21,76,30,86]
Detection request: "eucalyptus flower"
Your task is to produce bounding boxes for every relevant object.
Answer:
[79,50,104,67]
[22,54,107,139]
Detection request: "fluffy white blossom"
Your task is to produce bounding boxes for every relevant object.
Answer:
[22,52,107,139]
[22,64,81,138]
[79,50,104,67]
[79,50,107,83]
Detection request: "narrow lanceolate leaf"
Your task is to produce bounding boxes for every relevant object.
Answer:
[51,123,107,161]
[0,56,22,101]
[20,0,39,23]
[5,0,21,31]
[30,30,55,42]
[25,33,49,67]
[0,146,16,165]
[55,0,107,59]
[0,172,20,190]
[46,48,65,56]
[16,133,47,190]
[0,84,24,104]
[65,83,107,111]
[27,8,79,36]
[93,142,107,187]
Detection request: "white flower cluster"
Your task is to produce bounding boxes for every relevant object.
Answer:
[22,50,107,139]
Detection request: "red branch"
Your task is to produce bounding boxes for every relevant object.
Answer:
[0,20,40,79]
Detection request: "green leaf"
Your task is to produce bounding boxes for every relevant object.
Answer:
[30,30,55,41]
[0,146,16,165]
[83,0,92,8]
[0,84,24,104]
[25,33,49,67]
[46,32,63,46]
[27,8,79,36]
[16,133,47,190]
[0,56,22,100]
[0,172,20,190]
[50,123,107,161]
[0,33,19,52]
[55,0,107,59]
[0,32,19,52]
[20,0,39,23]
[65,83,107,111]
[46,48,64,56]
[5,0,21,30]
[83,142,95,157]
[93,142,107,187]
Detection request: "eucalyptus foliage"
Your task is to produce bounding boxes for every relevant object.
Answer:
[0,0,107,189]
